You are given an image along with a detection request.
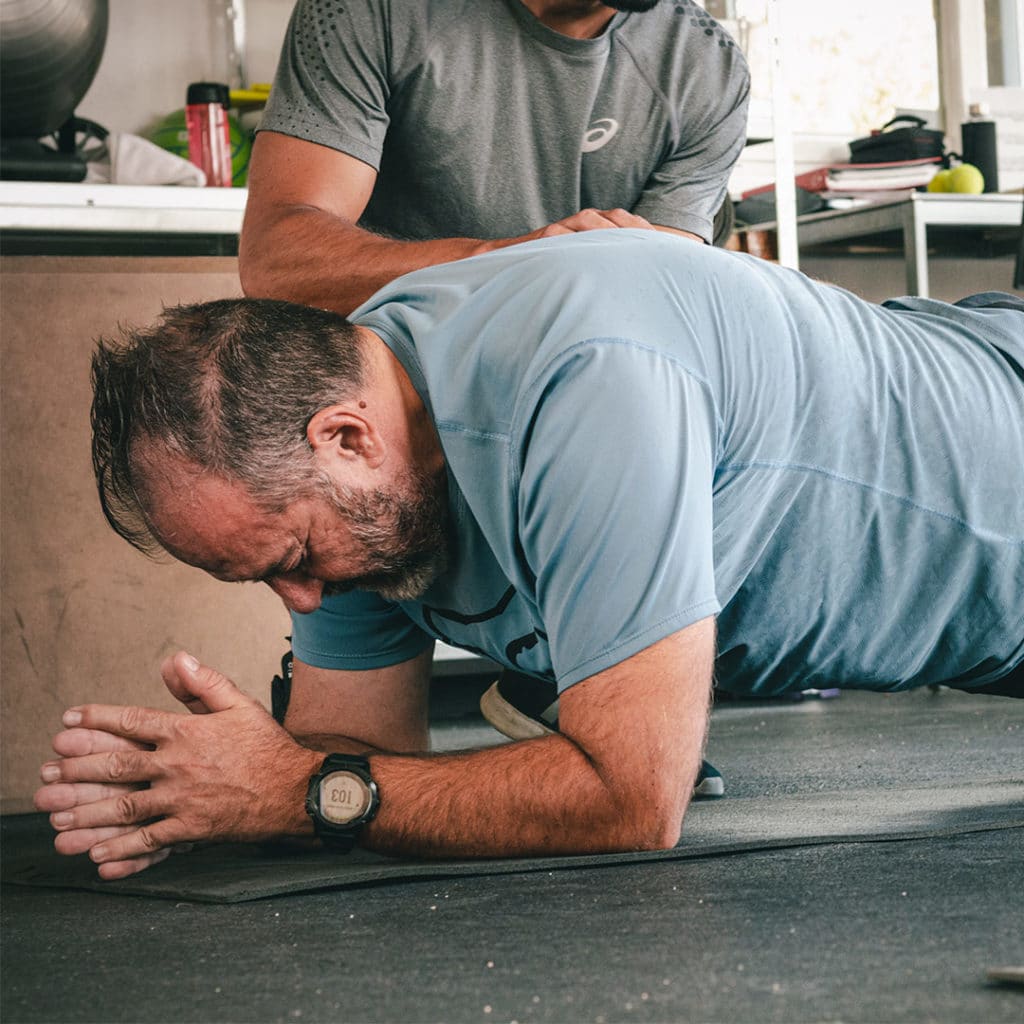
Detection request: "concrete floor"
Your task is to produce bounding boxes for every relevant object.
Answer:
[3,688,1022,1023]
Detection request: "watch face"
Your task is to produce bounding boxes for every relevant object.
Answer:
[318,770,371,825]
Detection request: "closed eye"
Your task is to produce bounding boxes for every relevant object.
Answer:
[255,548,307,586]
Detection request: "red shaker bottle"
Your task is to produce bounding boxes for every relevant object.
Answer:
[185,82,232,187]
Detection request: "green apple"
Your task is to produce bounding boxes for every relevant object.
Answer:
[947,163,985,194]
[927,168,953,192]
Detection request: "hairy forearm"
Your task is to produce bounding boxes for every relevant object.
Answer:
[239,206,518,317]
[292,629,711,859]
[358,734,693,859]
[238,203,676,317]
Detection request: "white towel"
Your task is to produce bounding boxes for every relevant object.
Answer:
[86,133,206,186]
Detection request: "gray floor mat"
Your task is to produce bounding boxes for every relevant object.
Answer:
[4,688,1022,903]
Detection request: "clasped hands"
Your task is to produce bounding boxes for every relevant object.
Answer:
[33,651,321,880]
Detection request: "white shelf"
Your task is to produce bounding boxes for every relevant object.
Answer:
[742,191,1024,297]
[0,181,248,235]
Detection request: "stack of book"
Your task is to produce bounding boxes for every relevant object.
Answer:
[743,156,943,210]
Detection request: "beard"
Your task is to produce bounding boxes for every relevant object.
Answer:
[325,466,451,603]
[603,0,662,11]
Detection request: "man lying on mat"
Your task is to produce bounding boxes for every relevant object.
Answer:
[36,231,1023,879]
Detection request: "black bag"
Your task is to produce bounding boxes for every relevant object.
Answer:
[848,115,945,164]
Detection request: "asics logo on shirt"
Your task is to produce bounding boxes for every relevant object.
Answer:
[581,118,620,153]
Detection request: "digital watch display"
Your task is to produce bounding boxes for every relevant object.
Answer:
[305,753,379,852]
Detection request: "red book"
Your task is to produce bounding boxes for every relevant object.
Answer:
[742,167,830,198]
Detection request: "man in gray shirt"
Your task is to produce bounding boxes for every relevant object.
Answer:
[240,0,751,316]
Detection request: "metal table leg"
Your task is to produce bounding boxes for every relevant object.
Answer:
[902,201,929,297]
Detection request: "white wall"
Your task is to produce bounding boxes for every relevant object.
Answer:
[78,0,292,136]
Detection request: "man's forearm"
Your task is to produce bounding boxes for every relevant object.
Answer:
[238,206,665,318]
[240,207,504,317]
[293,632,709,858]
[358,734,695,859]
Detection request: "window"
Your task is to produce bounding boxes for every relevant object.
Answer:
[985,0,1022,86]
[706,0,1024,192]
[938,0,1024,188]
[707,0,941,141]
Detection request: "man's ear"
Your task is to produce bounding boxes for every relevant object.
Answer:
[306,405,386,468]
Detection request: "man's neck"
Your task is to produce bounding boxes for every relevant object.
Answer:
[517,0,617,39]
[356,327,445,476]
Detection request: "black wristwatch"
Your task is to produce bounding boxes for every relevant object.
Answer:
[305,753,380,853]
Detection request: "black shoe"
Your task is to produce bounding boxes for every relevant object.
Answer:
[480,671,725,798]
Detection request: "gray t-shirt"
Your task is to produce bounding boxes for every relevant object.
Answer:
[260,0,751,243]
[291,231,1024,697]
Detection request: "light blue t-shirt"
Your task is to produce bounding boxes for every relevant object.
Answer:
[291,231,1024,696]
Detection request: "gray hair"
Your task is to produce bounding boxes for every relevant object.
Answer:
[91,297,364,555]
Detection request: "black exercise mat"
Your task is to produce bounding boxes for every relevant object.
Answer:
[4,784,1022,903]
[4,689,1023,903]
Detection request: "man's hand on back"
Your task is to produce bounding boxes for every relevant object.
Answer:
[530,207,656,237]
[240,134,694,315]
[497,207,702,251]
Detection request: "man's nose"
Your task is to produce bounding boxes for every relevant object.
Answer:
[267,574,324,614]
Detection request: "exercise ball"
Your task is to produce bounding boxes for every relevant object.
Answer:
[0,0,109,138]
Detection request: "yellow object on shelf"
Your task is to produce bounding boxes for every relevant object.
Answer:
[947,163,985,194]
[229,83,272,108]
[926,163,986,195]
